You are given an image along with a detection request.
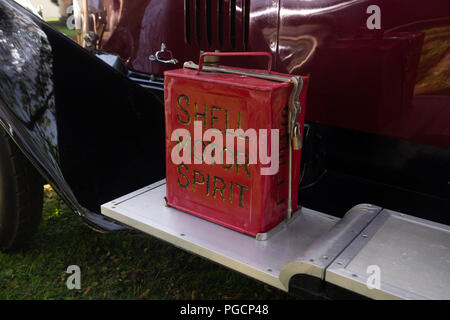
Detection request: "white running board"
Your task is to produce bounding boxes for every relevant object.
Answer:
[101,180,450,299]
[100,180,339,291]
[326,209,450,299]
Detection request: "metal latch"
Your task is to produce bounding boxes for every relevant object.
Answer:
[149,43,178,65]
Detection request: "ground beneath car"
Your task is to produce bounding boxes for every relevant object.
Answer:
[0,185,293,300]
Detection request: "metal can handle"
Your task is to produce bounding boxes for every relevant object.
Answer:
[198,52,273,73]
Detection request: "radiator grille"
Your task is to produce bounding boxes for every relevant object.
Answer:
[185,0,250,50]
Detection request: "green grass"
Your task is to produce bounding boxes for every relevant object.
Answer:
[45,19,77,41]
[0,186,293,300]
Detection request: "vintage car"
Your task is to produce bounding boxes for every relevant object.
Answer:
[0,0,449,299]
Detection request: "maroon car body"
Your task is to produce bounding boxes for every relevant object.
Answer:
[74,0,450,226]
[83,0,450,150]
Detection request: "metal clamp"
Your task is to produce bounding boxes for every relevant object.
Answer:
[149,43,178,65]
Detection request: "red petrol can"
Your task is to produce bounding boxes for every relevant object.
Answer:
[164,52,308,237]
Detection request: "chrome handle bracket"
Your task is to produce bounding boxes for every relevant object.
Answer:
[149,43,178,65]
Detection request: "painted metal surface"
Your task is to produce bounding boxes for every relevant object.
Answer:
[101,180,339,291]
[87,0,278,74]
[85,0,450,150]
[80,0,450,222]
[0,0,166,228]
[1,0,449,243]
[279,203,382,287]
[164,55,308,236]
[0,0,111,230]
[101,181,450,299]
[326,209,450,300]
